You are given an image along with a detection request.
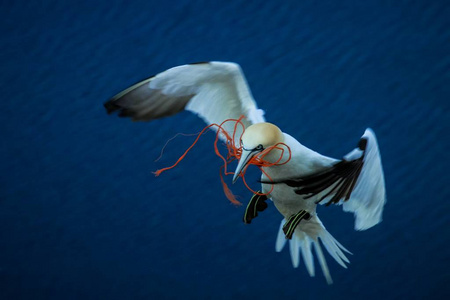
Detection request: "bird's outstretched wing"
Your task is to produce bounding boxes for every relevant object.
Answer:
[104,61,265,142]
[271,129,386,230]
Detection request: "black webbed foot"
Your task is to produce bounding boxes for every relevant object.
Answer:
[283,210,312,239]
[243,192,269,224]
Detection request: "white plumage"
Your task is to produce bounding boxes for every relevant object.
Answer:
[105,61,386,284]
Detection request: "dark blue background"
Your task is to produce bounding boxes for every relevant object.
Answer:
[1,0,449,299]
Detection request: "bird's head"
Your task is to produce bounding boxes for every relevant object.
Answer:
[232,122,284,183]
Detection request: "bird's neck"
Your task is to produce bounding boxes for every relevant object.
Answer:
[261,133,336,180]
[260,133,310,178]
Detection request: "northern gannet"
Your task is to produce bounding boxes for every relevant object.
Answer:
[104,61,386,284]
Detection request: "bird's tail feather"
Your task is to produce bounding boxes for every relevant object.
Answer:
[276,215,351,284]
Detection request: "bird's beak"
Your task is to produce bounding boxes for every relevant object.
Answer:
[232,149,259,184]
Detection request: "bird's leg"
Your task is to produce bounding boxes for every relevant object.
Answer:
[283,210,312,239]
[243,192,269,224]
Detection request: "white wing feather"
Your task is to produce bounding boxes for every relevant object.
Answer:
[106,62,265,143]
[342,128,386,230]
[285,128,386,231]
[151,62,265,141]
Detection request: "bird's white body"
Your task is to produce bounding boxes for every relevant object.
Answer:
[258,133,350,283]
[261,133,336,214]
[106,61,386,284]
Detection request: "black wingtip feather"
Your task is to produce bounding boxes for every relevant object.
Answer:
[266,139,367,206]
[358,137,368,150]
[104,100,120,114]
[189,61,210,65]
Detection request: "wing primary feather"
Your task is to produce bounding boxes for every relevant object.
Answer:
[344,161,364,198]
[263,136,368,206]
[104,77,195,122]
[295,173,342,196]
[109,77,154,103]
[105,62,265,139]
[314,180,344,204]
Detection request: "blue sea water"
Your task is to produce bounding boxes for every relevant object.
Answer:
[1,0,449,299]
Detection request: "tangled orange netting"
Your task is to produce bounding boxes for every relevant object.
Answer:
[153,116,291,205]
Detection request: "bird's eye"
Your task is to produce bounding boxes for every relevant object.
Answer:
[255,144,264,151]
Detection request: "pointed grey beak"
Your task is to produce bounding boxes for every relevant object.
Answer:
[232,149,259,184]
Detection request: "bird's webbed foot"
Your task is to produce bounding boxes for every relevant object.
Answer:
[283,210,312,239]
[243,192,269,224]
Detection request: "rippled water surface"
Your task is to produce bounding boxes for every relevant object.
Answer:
[1,0,449,299]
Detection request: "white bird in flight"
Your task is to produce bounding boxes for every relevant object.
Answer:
[105,61,386,284]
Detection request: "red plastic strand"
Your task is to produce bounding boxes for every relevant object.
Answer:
[153,117,292,204]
